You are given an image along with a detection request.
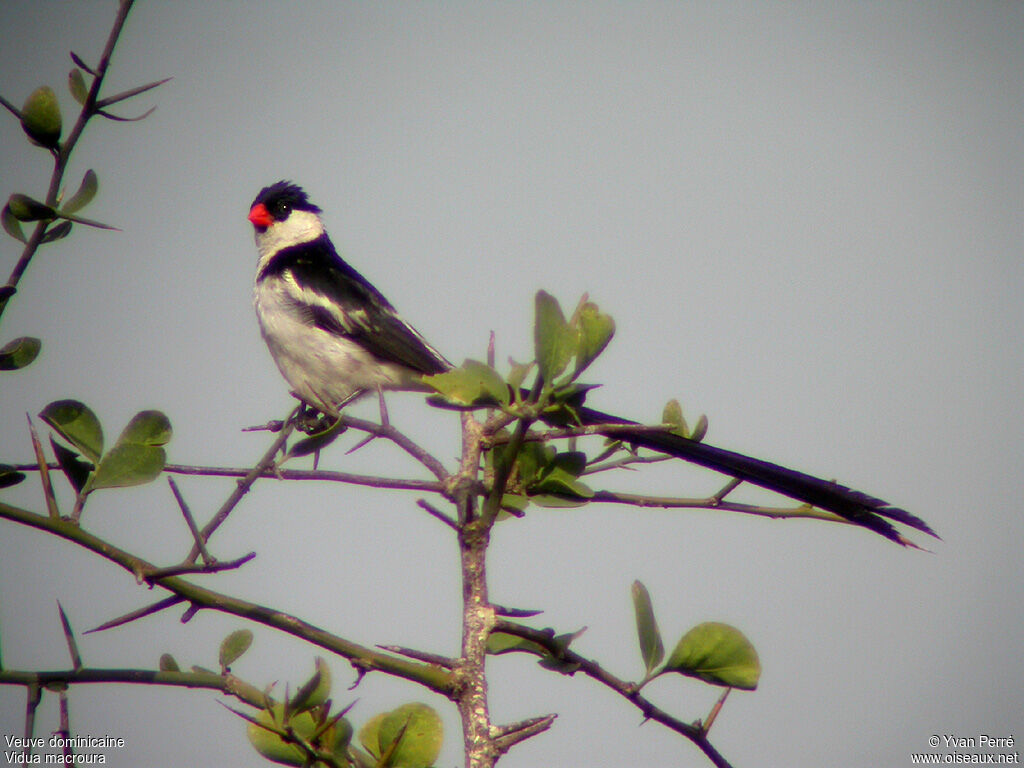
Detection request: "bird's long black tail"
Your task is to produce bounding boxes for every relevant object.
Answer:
[574,405,936,545]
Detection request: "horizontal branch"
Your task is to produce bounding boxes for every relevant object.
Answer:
[491,620,732,768]
[166,463,445,494]
[0,667,266,708]
[0,501,454,696]
[589,489,849,525]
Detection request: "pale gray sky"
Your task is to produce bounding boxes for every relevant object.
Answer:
[1,2,1022,767]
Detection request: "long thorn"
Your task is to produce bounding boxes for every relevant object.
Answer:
[56,601,82,671]
[168,477,212,565]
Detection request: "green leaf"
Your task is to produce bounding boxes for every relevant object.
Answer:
[91,444,163,489]
[0,464,27,489]
[573,301,615,377]
[40,400,103,462]
[158,653,180,672]
[20,85,62,148]
[2,204,27,242]
[534,290,575,383]
[423,359,509,408]
[506,359,534,392]
[50,439,92,493]
[528,492,591,508]
[289,657,331,711]
[0,336,41,370]
[375,703,443,768]
[358,712,386,760]
[661,399,687,437]
[118,410,173,446]
[690,413,708,442]
[664,621,761,690]
[631,581,665,676]
[500,493,530,515]
[486,631,547,656]
[531,467,593,500]
[41,220,73,243]
[68,68,88,105]
[548,450,587,477]
[219,629,253,669]
[61,169,97,214]
[247,706,341,767]
[7,193,55,222]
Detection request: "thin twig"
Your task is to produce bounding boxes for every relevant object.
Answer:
[338,413,450,482]
[57,690,72,760]
[589,489,848,524]
[186,421,293,563]
[144,552,256,581]
[23,683,40,751]
[492,619,734,768]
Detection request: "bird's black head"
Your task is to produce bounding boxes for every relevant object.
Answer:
[248,181,322,230]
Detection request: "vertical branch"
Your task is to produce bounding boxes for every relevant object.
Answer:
[453,412,498,768]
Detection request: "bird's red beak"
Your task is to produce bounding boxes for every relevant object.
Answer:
[248,203,273,229]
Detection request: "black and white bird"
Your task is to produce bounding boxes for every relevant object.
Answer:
[248,180,936,545]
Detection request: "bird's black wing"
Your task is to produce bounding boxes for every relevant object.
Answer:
[263,235,451,376]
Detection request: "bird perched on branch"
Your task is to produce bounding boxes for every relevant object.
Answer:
[248,180,936,546]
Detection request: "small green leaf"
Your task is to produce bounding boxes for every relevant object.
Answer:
[7,193,55,222]
[528,493,590,508]
[690,414,708,443]
[631,581,665,676]
[158,653,180,672]
[0,464,27,489]
[118,410,173,446]
[61,169,97,214]
[423,359,509,408]
[21,85,62,148]
[506,359,534,392]
[661,399,687,436]
[2,204,27,243]
[68,69,88,105]
[534,290,575,383]
[664,621,761,690]
[41,220,73,243]
[91,443,165,489]
[548,450,587,477]
[289,657,331,711]
[219,629,253,669]
[0,336,41,370]
[248,706,336,767]
[40,400,103,462]
[486,632,546,656]
[500,493,530,515]
[573,301,615,377]
[376,703,443,768]
[531,467,593,500]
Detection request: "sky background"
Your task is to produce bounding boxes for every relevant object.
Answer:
[1,2,1022,766]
